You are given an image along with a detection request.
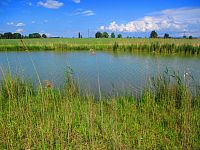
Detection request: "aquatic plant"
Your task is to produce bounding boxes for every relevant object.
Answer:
[0,38,199,55]
[0,70,199,149]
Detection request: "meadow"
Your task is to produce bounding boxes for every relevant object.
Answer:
[0,69,200,149]
[0,38,200,55]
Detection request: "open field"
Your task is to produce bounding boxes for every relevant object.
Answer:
[0,71,199,149]
[0,38,200,55]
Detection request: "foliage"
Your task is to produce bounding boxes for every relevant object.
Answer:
[0,32,47,39]
[95,32,102,38]
[102,32,109,38]
[0,38,199,55]
[13,33,22,39]
[0,72,199,149]
[78,32,81,38]
[150,30,158,38]
[0,32,23,39]
[189,36,193,39]
[42,34,47,38]
[111,32,115,38]
[0,33,3,38]
[29,33,41,38]
[117,34,122,38]
[3,32,13,39]
[113,42,119,51]
[164,33,170,39]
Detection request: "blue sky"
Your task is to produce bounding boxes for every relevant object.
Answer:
[0,0,200,37]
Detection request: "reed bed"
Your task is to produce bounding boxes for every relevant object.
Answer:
[0,70,199,149]
[0,38,200,55]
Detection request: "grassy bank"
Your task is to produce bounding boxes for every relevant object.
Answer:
[0,38,200,55]
[0,71,199,149]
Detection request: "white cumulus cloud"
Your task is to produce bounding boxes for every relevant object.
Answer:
[99,26,105,30]
[72,0,80,3]
[16,22,25,27]
[7,22,14,25]
[37,0,64,9]
[16,29,24,33]
[100,7,200,36]
[7,22,26,27]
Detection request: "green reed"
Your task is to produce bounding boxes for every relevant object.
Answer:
[0,38,200,55]
[0,69,199,149]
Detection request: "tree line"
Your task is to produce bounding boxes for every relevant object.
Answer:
[0,32,47,39]
[149,30,193,39]
[95,32,122,38]
[0,31,193,39]
[95,31,193,39]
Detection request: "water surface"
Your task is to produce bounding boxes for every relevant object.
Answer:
[0,51,200,96]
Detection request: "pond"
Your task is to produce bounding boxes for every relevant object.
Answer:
[0,51,200,97]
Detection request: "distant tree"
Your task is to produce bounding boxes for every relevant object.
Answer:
[164,33,170,39]
[189,36,193,39]
[111,32,115,38]
[35,33,41,38]
[4,32,13,39]
[0,33,3,39]
[29,33,41,38]
[13,33,22,39]
[117,34,122,38]
[24,35,29,39]
[183,35,187,39]
[28,34,32,38]
[150,30,158,38]
[102,32,109,38]
[78,32,81,38]
[95,32,102,38]
[42,34,47,38]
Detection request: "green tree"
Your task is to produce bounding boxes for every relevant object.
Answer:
[95,32,102,38]
[29,33,41,38]
[42,34,47,38]
[111,32,115,38]
[102,32,109,38]
[28,34,32,38]
[13,33,22,39]
[189,36,193,39]
[164,33,169,39]
[35,33,41,38]
[24,35,29,39]
[0,33,3,39]
[117,34,122,38]
[150,30,158,38]
[78,32,81,38]
[4,32,13,39]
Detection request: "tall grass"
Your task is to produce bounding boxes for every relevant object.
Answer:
[0,38,200,55]
[0,69,199,149]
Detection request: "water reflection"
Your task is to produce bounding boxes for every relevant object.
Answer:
[0,51,200,96]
